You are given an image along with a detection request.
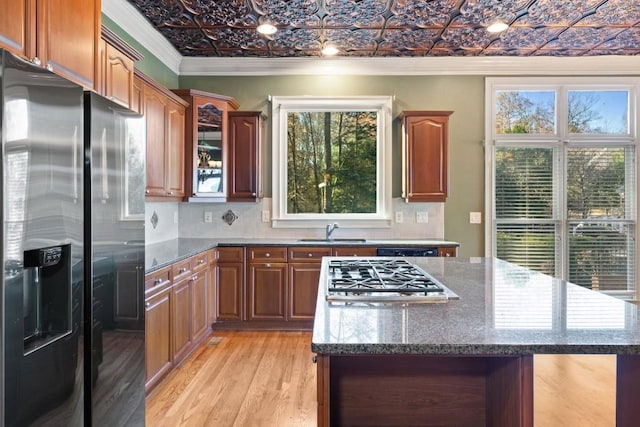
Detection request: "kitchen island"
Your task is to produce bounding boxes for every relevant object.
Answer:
[311,257,640,427]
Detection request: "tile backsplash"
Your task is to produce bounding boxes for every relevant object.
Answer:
[146,198,444,244]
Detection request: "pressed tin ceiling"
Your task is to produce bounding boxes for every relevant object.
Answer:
[126,0,640,58]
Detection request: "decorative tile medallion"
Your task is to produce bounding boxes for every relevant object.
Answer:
[222,210,239,226]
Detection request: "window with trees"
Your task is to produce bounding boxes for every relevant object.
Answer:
[271,96,392,228]
[486,78,638,298]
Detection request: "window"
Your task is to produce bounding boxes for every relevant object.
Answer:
[486,78,638,298]
[271,96,393,228]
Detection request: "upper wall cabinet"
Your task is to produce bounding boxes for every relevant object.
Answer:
[400,111,453,203]
[97,26,142,109]
[0,0,101,89]
[136,71,189,201]
[228,111,265,201]
[172,89,240,202]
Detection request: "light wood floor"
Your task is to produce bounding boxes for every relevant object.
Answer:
[146,331,616,427]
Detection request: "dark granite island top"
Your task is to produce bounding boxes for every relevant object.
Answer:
[311,257,640,427]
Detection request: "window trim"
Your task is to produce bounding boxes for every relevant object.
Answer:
[271,96,393,228]
[485,77,640,299]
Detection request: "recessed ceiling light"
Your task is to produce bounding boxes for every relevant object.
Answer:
[487,21,509,34]
[257,23,277,35]
[321,45,339,56]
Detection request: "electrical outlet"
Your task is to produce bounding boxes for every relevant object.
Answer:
[395,211,404,223]
[416,212,429,223]
[204,211,213,223]
[470,212,482,224]
[262,210,270,222]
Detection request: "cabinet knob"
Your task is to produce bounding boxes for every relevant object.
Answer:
[266,263,271,268]
[445,253,451,257]
[192,274,198,280]
[46,63,53,72]
[168,191,174,195]
[179,267,187,273]
[199,259,205,264]
[154,278,162,284]
[145,189,150,194]
[32,57,41,66]
[145,302,150,308]
[252,193,256,196]
[308,253,313,257]
[265,253,271,257]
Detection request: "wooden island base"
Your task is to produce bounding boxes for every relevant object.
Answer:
[317,354,640,427]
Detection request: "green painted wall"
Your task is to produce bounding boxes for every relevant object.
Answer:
[180,75,486,257]
[102,15,179,88]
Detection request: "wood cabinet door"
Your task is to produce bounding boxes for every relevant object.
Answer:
[0,0,34,59]
[208,253,217,325]
[131,76,144,115]
[190,269,209,344]
[228,112,262,201]
[36,0,99,89]
[403,112,452,202]
[166,99,186,198]
[104,42,134,108]
[288,263,321,320]
[145,287,172,392]
[143,83,168,197]
[248,263,287,320]
[217,262,244,321]
[172,278,192,364]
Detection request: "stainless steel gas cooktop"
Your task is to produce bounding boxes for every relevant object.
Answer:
[325,258,459,304]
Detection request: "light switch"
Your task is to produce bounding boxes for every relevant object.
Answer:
[470,212,482,224]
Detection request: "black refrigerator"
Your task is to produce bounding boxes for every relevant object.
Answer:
[0,50,145,426]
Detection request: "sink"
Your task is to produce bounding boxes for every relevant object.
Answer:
[298,238,367,243]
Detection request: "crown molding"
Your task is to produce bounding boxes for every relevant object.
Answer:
[179,55,640,76]
[102,0,182,75]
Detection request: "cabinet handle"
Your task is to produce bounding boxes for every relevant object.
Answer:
[265,253,270,257]
[192,274,198,280]
[168,191,174,195]
[308,253,313,257]
[154,278,162,284]
[179,267,187,273]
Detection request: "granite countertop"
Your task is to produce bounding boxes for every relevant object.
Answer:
[144,238,460,273]
[311,257,640,356]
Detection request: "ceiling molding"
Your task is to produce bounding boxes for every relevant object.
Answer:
[179,55,640,77]
[102,0,182,75]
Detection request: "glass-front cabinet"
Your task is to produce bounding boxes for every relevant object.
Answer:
[172,89,239,201]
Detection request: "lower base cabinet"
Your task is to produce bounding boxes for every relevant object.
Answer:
[145,283,172,392]
[288,263,322,320]
[172,277,192,364]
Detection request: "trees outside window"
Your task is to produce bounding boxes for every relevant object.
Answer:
[488,79,637,296]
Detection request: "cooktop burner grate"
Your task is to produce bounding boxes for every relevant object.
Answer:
[325,258,458,303]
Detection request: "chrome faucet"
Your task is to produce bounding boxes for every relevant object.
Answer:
[326,223,339,240]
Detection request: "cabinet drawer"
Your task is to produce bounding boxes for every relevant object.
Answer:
[172,257,192,281]
[249,247,287,263]
[288,247,332,263]
[145,266,171,296]
[217,247,245,263]
[331,247,378,257]
[192,252,209,271]
[438,247,457,257]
